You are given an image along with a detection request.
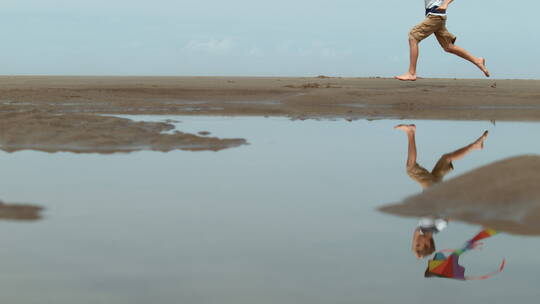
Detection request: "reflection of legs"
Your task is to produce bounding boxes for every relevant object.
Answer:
[440,131,489,163]
[395,124,417,168]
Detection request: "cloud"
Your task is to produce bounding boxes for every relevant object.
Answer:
[320,48,338,58]
[273,40,352,58]
[183,38,233,54]
[248,46,265,57]
[275,41,293,53]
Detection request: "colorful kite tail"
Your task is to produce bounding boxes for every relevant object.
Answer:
[465,258,506,281]
[470,228,497,243]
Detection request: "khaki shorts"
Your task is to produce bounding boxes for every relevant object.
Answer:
[407,157,454,189]
[409,15,457,49]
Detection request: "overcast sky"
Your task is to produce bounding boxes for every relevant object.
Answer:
[1,0,538,78]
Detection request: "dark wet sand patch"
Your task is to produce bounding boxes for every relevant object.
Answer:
[379,156,540,236]
[0,200,43,221]
[0,112,246,153]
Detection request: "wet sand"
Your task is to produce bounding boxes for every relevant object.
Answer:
[1,76,540,120]
[0,200,43,221]
[0,76,539,152]
[0,112,246,153]
[379,156,540,236]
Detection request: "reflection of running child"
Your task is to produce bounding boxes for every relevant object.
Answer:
[395,124,488,259]
[395,124,488,189]
[395,0,490,81]
[412,218,448,259]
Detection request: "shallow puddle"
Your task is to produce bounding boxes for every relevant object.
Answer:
[1,117,540,303]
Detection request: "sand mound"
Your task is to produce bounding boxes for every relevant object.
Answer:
[0,111,247,153]
[379,155,540,235]
[0,200,43,221]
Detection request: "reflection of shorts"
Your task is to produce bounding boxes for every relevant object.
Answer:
[409,15,457,49]
[407,156,454,188]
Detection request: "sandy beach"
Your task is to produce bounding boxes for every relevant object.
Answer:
[4,1,540,301]
[1,76,539,152]
[1,76,539,120]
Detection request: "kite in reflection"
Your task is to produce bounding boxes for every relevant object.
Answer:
[425,228,506,280]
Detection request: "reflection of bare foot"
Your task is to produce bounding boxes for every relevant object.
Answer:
[476,58,490,77]
[472,130,489,150]
[394,73,417,81]
[394,124,416,134]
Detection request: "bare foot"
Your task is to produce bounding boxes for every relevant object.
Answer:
[394,124,416,134]
[472,130,489,150]
[476,58,490,77]
[394,73,417,81]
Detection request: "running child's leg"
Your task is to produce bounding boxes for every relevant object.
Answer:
[436,35,490,77]
[395,17,440,81]
[395,37,420,81]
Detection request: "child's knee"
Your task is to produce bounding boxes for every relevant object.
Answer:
[408,34,419,43]
[441,153,453,162]
[443,45,454,53]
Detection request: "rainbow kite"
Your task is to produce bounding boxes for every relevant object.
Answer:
[426,228,506,281]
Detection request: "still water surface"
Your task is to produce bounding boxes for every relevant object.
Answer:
[1,116,539,303]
